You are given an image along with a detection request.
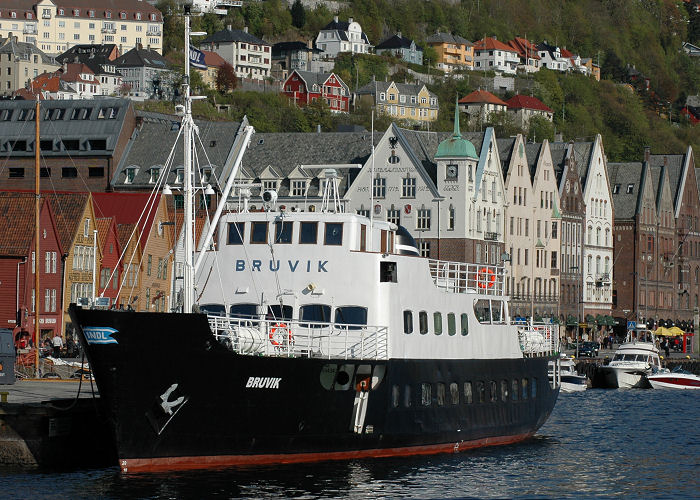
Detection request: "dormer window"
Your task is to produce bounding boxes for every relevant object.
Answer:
[149,167,160,184]
[626,183,634,194]
[105,11,111,19]
[136,13,142,20]
[201,168,211,184]
[11,12,17,18]
[124,167,137,184]
[262,180,277,191]
[74,9,80,16]
[174,169,184,184]
[150,13,157,21]
[120,12,126,19]
[291,180,307,197]
[58,9,64,15]
[89,10,95,18]
[613,184,620,194]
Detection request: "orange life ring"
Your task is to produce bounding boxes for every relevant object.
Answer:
[477,267,496,289]
[269,322,293,346]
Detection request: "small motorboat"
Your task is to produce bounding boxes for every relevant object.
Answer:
[550,354,587,392]
[647,366,700,390]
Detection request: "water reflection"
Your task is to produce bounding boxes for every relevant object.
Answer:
[1,390,698,499]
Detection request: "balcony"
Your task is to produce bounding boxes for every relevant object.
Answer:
[23,26,37,35]
[215,0,244,6]
[146,30,161,36]
[484,231,499,241]
[101,28,116,34]
[42,13,51,19]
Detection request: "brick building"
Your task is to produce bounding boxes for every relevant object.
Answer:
[0,99,136,193]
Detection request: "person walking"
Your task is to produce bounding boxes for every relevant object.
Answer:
[52,333,63,358]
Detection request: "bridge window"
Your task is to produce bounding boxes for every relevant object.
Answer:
[299,221,318,244]
[334,306,367,329]
[250,221,268,243]
[324,223,343,245]
[267,304,293,321]
[512,379,519,400]
[404,385,411,407]
[227,222,245,245]
[230,303,257,320]
[489,381,497,402]
[300,304,331,327]
[521,378,529,400]
[200,303,225,316]
[274,221,293,243]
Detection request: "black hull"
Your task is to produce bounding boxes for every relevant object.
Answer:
[69,306,559,473]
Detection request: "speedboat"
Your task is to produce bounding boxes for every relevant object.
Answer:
[549,354,587,392]
[647,366,700,389]
[598,332,661,388]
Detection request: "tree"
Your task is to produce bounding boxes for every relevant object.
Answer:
[290,0,306,29]
[216,62,238,93]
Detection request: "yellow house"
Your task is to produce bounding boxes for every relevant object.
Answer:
[0,0,163,56]
[425,32,473,72]
[355,80,439,123]
[197,50,227,89]
[42,192,102,336]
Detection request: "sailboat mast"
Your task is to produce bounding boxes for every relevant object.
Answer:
[34,96,40,377]
[182,8,195,312]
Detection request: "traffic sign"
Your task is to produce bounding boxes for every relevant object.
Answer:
[627,320,636,330]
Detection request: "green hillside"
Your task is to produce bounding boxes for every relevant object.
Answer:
[155,0,700,161]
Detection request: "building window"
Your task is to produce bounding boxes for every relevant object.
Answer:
[373,177,386,198]
[417,208,431,230]
[387,208,400,226]
[419,241,430,257]
[448,205,455,230]
[291,180,307,196]
[402,177,416,198]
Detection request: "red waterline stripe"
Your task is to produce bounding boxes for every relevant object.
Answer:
[652,377,700,387]
[119,432,534,473]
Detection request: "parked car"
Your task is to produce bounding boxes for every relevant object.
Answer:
[578,341,599,358]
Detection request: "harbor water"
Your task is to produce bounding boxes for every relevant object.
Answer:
[1,389,697,499]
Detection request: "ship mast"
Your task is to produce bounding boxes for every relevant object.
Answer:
[34,96,40,377]
[182,7,197,313]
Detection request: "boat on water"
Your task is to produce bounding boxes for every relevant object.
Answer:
[67,8,560,474]
[647,366,700,389]
[550,354,587,392]
[599,331,661,388]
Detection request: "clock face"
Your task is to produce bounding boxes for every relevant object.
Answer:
[447,165,458,178]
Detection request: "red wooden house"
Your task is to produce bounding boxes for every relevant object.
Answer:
[96,217,123,307]
[0,193,64,346]
[281,70,350,113]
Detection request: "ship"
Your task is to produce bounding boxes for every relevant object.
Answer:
[68,8,561,474]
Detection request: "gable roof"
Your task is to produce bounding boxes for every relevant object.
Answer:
[355,80,436,99]
[93,192,162,250]
[376,33,416,50]
[0,193,53,256]
[0,36,56,65]
[608,162,644,219]
[508,37,541,60]
[473,37,518,53]
[505,95,553,113]
[290,70,348,91]
[43,191,91,252]
[202,50,227,68]
[114,47,170,69]
[459,89,508,106]
[426,32,472,46]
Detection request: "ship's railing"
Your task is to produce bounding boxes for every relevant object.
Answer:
[428,260,505,296]
[516,322,559,357]
[207,315,389,360]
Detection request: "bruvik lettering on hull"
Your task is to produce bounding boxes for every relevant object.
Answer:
[245,376,282,389]
[235,260,328,272]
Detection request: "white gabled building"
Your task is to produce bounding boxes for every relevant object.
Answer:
[315,16,372,59]
[578,134,614,322]
[200,25,271,80]
[473,37,519,75]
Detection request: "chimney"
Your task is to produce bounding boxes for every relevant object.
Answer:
[644,146,651,162]
[307,39,312,49]
[243,26,248,33]
[227,25,232,31]
[397,31,402,39]
[349,17,353,24]
[317,124,321,133]
[333,16,338,23]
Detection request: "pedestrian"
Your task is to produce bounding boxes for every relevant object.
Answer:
[52,333,63,358]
